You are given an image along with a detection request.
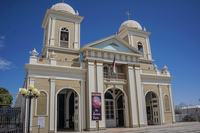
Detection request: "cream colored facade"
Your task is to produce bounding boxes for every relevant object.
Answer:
[21,2,175,133]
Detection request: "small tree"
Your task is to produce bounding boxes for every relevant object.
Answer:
[0,87,13,108]
[182,115,196,122]
[175,109,182,114]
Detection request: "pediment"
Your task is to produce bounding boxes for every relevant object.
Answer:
[81,35,142,55]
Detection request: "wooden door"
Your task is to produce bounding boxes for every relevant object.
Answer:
[152,98,160,125]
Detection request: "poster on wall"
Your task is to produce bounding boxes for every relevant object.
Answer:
[92,92,102,121]
[37,117,45,128]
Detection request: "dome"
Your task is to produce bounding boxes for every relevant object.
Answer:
[51,3,76,15]
[119,20,142,33]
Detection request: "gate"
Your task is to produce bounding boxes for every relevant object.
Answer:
[0,107,23,133]
[0,93,24,133]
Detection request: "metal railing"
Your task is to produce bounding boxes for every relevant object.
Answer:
[0,107,23,133]
[60,41,68,48]
[103,72,126,80]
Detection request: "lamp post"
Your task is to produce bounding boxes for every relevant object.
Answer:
[21,85,40,133]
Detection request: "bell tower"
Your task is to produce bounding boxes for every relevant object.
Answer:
[118,20,152,60]
[41,3,84,61]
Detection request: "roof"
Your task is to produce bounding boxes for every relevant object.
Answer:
[181,105,200,110]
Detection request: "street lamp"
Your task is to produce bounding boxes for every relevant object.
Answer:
[21,85,40,133]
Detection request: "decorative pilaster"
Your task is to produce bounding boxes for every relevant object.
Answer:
[81,80,86,130]
[74,22,79,49]
[145,37,152,60]
[50,17,55,45]
[87,61,96,130]
[127,65,138,127]
[96,62,105,128]
[47,18,51,45]
[49,77,55,131]
[130,35,134,46]
[158,85,165,124]
[141,85,147,125]
[135,67,146,126]
[168,85,176,123]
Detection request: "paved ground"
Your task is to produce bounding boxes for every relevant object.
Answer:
[59,122,200,133]
[105,122,200,133]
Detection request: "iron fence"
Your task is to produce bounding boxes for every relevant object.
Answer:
[0,107,23,133]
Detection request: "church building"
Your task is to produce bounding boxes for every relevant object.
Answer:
[21,2,175,133]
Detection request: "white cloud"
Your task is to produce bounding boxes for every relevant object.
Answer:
[0,36,15,70]
[0,57,12,70]
[0,35,5,48]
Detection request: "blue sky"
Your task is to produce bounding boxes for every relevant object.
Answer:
[0,0,200,106]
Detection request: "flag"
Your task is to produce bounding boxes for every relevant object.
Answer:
[112,56,116,73]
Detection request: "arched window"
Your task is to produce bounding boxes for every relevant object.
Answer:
[164,95,170,112]
[137,42,143,53]
[60,27,69,48]
[105,92,113,99]
[35,91,48,116]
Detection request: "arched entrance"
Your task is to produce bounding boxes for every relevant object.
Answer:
[104,88,126,128]
[145,91,160,125]
[56,88,80,132]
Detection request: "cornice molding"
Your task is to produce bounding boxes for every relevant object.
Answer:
[43,45,79,54]
[81,47,142,57]
[25,64,87,74]
[118,27,151,38]
[139,58,154,64]
[141,74,174,80]
[42,9,84,28]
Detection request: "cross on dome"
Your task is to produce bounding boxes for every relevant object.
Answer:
[125,11,131,20]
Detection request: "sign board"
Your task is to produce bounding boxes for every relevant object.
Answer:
[92,93,102,121]
[37,117,45,128]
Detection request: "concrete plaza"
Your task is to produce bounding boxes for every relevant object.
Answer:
[58,122,200,133]
[105,122,200,133]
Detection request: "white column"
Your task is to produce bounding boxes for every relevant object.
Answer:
[74,22,79,49]
[87,61,96,129]
[135,67,145,126]
[50,78,55,131]
[127,65,138,127]
[128,34,131,45]
[96,62,105,128]
[29,77,34,131]
[47,18,51,45]
[141,85,147,125]
[81,80,86,130]
[79,23,80,49]
[145,37,152,60]
[158,85,165,124]
[50,17,55,45]
[130,35,134,47]
[168,85,176,123]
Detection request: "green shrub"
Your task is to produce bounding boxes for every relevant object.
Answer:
[182,115,196,122]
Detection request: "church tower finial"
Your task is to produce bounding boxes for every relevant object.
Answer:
[125,11,131,20]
